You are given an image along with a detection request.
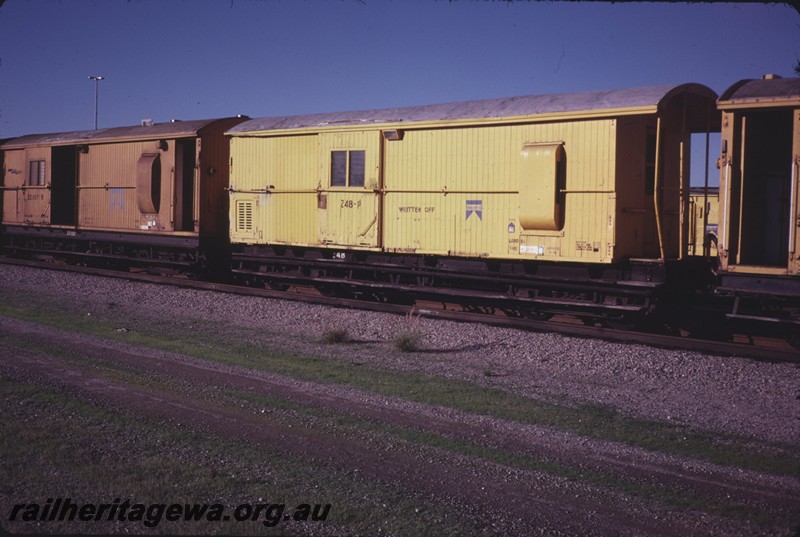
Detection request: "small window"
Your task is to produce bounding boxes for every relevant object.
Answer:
[330,150,366,188]
[331,151,347,187]
[28,160,46,186]
[349,150,365,187]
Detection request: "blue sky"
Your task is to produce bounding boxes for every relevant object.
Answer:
[0,0,797,183]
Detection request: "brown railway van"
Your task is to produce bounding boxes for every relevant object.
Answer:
[1,117,246,272]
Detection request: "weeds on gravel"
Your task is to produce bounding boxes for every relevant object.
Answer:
[321,326,350,344]
[393,309,423,352]
[393,330,421,352]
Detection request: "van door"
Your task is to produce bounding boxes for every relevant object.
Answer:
[51,145,78,226]
[729,109,793,268]
[317,131,381,248]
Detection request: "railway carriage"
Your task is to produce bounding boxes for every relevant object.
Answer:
[227,84,719,323]
[688,186,719,257]
[2,77,797,349]
[0,117,246,272]
[715,75,800,331]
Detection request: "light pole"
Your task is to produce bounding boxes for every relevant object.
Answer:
[88,75,104,129]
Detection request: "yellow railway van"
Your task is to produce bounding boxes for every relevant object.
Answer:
[1,117,245,271]
[229,84,718,264]
[226,84,719,319]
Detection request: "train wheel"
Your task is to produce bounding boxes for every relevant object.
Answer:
[265,281,289,291]
[784,325,800,350]
[317,285,338,297]
[603,315,641,331]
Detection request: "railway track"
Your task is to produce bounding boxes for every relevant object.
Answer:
[1,256,797,362]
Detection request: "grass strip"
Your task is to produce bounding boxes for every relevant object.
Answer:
[1,295,798,481]
[226,389,795,530]
[0,376,493,537]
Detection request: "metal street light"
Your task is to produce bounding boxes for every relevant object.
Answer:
[88,75,104,129]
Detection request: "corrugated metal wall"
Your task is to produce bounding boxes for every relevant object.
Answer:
[229,135,319,245]
[2,150,26,223]
[197,118,245,238]
[615,116,655,259]
[317,131,380,247]
[659,110,687,260]
[231,117,630,264]
[78,140,176,232]
[2,147,52,225]
[383,120,617,262]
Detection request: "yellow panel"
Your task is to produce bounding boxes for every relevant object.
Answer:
[232,116,624,263]
[718,110,735,272]
[520,235,563,257]
[267,193,319,245]
[383,120,616,263]
[519,143,564,231]
[384,192,516,257]
[229,195,260,243]
[229,135,320,246]
[317,131,380,248]
[230,135,319,191]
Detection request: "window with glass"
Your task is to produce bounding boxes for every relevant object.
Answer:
[330,150,365,187]
[28,160,46,186]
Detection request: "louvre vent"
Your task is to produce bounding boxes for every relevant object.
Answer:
[236,201,253,232]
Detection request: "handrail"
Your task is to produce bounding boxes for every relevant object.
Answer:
[721,159,731,256]
[653,117,665,260]
[789,156,798,256]
[75,185,134,190]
